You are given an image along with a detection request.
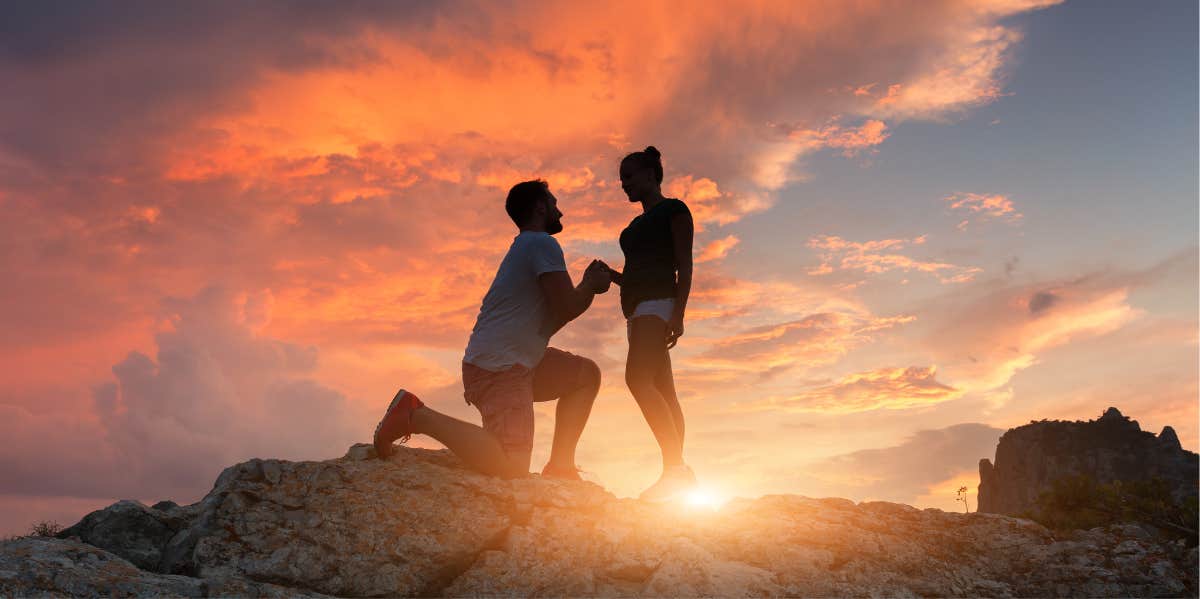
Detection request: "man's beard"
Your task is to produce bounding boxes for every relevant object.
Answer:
[547,218,563,235]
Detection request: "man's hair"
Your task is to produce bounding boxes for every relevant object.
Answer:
[505,179,550,226]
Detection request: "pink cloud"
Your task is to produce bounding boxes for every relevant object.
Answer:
[697,312,915,372]
[696,235,741,263]
[0,286,370,509]
[806,235,983,283]
[917,274,1145,397]
[789,118,891,159]
[945,192,1022,230]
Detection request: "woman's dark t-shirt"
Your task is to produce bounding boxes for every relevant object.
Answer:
[619,198,691,318]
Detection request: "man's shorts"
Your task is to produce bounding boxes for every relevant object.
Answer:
[462,347,594,457]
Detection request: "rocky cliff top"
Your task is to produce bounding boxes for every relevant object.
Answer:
[4,444,1197,597]
[979,407,1199,516]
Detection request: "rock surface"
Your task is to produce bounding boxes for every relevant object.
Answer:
[978,407,1199,515]
[0,537,322,598]
[3,443,1193,597]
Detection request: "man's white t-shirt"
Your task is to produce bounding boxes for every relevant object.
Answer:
[463,232,567,371]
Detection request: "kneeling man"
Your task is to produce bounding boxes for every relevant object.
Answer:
[373,180,610,479]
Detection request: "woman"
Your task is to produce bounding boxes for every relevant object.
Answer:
[605,146,696,502]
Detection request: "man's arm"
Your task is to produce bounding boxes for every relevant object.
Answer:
[539,262,607,336]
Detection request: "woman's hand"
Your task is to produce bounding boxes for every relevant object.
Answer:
[596,260,622,286]
[666,312,684,349]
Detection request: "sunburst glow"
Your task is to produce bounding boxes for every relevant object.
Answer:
[683,488,726,511]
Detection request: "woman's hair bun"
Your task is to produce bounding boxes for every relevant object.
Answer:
[643,145,661,159]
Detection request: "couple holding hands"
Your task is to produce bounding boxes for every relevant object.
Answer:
[373,146,697,502]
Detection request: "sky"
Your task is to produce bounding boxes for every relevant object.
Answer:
[0,0,1196,535]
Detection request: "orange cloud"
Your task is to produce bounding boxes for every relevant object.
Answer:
[945,192,1022,230]
[755,366,962,413]
[696,235,741,263]
[806,235,983,283]
[789,118,891,159]
[867,23,1027,121]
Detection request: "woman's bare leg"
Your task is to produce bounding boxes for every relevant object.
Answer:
[625,316,683,468]
[654,349,684,451]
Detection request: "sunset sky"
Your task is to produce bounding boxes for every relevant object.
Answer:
[1,0,1196,535]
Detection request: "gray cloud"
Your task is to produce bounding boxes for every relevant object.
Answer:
[796,423,1003,503]
[1027,291,1058,315]
[0,285,366,502]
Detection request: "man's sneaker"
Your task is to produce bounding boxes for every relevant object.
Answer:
[638,464,697,503]
[540,463,584,481]
[373,389,424,459]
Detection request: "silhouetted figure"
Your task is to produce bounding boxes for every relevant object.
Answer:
[601,146,696,501]
[373,180,610,479]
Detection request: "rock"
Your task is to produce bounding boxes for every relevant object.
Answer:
[978,408,1199,515]
[17,443,1197,597]
[1160,426,1182,450]
[56,499,184,571]
[0,537,328,597]
[0,537,205,597]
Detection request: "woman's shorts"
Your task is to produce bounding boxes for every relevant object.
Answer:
[627,298,674,323]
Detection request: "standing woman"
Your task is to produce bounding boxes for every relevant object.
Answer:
[606,146,696,502]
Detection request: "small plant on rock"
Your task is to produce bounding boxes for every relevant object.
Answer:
[28,520,63,537]
[955,486,971,513]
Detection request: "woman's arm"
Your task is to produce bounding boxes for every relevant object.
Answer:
[667,210,693,348]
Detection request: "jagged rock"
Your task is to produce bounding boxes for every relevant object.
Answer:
[1160,426,1182,450]
[9,443,1197,597]
[56,499,184,571]
[979,408,1199,515]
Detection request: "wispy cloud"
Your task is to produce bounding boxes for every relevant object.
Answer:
[945,192,1022,230]
[791,118,891,158]
[806,235,983,283]
[751,366,962,413]
[919,274,1145,397]
[697,312,914,373]
[797,423,1003,505]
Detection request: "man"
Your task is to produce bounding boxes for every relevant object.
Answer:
[373,180,610,479]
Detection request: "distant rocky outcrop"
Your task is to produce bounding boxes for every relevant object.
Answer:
[3,443,1196,597]
[979,407,1199,516]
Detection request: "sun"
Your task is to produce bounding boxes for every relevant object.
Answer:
[682,487,725,511]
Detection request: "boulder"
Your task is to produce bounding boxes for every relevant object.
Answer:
[56,499,184,571]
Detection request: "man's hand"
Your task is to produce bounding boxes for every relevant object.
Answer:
[582,260,611,294]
